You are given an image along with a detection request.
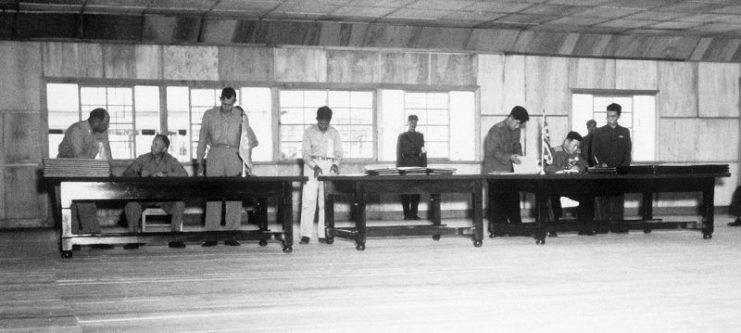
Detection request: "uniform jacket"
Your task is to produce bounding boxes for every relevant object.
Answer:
[592,124,632,167]
[482,120,522,174]
[396,131,427,167]
[545,146,587,174]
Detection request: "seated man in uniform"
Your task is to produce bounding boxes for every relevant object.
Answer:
[545,131,595,235]
[121,134,189,249]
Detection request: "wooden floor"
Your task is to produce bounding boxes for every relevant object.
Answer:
[2,216,741,332]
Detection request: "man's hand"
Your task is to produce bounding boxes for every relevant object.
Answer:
[313,165,323,178]
[510,154,522,165]
[330,164,339,174]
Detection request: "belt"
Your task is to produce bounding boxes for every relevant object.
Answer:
[311,156,334,160]
[211,144,237,149]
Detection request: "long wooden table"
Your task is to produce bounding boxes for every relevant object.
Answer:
[46,176,305,258]
[320,174,484,250]
[484,166,730,245]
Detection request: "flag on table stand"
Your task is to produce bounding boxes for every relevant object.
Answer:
[540,111,553,175]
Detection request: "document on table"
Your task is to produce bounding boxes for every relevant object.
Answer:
[512,155,539,174]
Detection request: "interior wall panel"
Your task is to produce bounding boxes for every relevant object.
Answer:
[163,46,219,81]
[362,25,416,49]
[134,45,161,80]
[616,60,657,90]
[644,36,700,60]
[430,53,476,86]
[201,19,238,45]
[274,48,327,82]
[513,31,569,55]
[3,113,41,164]
[416,27,470,50]
[502,55,526,114]
[659,118,739,161]
[698,62,739,117]
[103,44,135,79]
[657,61,697,117]
[267,21,321,46]
[571,33,613,57]
[477,54,504,115]
[3,166,42,220]
[465,29,519,53]
[218,46,274,82]
[0,42,42,111]
[43,42,103,78]
[380,52,428,85]
[525,56,570,116]
[327,50,380,84]
[0,168,4,220]
[568,57,615,89]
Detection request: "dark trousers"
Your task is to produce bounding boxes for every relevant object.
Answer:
[550,195,595,230]
[730,186,741,217]
[71,203,100,234]
[489,190,522,225]
[401,194,420,218]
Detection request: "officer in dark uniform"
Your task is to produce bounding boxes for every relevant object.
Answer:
[396,114,427,220]
[592,103,632,233]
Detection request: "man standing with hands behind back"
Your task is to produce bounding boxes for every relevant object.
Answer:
[397,114,427,220]
[300,106,343,244]
[592,102,632,233]
[482,106,529,234]
[196,87,245,247]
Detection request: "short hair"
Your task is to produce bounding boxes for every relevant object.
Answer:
[408,114,418,121]
[316,106,333,120]
[154,134,170,149]
[89,108,108,121]
[586,119,597,127]
[565,131,583,142]
[220,87,237,100]
[606,103,622,116]
[510,106,529,123]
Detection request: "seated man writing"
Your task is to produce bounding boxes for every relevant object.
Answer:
[122,134,188,249]
[544,131,595,236]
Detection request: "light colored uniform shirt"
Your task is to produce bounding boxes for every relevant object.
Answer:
[302,125,343,169]
[196,106,243,162]
[122,152,188,177]
[57,120,111,160]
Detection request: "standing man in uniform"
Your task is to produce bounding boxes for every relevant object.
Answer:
[482,106,530,234]
[300,106,342,244]
[581,119,597,167]
[196,87,246,247]
[592,103,632,233]
[122,134,188,249]
[396,114,427,220]
[58,108,112,248]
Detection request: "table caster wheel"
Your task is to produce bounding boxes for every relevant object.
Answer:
[282,246,293,253]
[643,229,651,234]
[259,240,268,247]
[536,238,545,245]
[356,243,365,251]
[703,233,712,239]
[326,237,334,244]
[432,235,440,241]
[473,240,482,247]
[61,251,73,258]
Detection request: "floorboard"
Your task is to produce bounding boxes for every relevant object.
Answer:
[1,216,741,332]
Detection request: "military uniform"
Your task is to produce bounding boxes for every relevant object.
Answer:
[482,120,523,226]
[396,130,427,219]
[592,124,632,230]
[545,146,594,233]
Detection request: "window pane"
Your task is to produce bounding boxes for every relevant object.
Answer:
[135,86,160,157]
[241,87,273,162]
[47,83,79,112]
[279,90,373,159]
[166,86,190,162]
[80,87,106,108]
[405,93,426,108]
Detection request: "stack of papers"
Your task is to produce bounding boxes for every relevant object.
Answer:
[364,165,400,176]
[43,158,111,177]
[397,167,427,175]
[427,167,456,175]
[587,167,617,174]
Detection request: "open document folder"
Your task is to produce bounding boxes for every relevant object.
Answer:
[512,155,540,174]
